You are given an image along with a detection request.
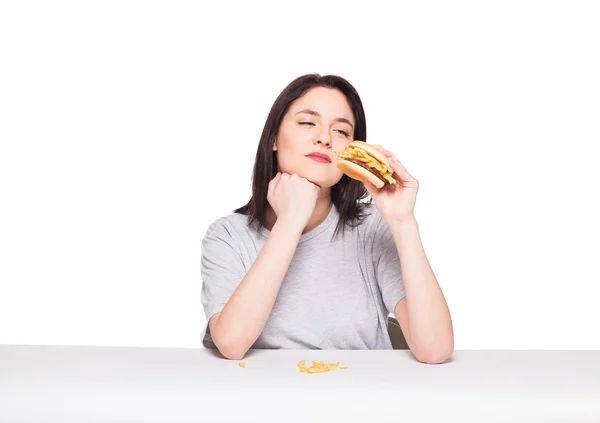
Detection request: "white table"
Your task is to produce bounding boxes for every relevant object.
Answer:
[1,345,599,422]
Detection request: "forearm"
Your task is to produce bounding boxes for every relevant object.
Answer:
[212,218,302,358]
[388,218,454,361]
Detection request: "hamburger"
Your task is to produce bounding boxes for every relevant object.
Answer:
[335,141,397,188]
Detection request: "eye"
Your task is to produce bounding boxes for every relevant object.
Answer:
[300,122,349,137]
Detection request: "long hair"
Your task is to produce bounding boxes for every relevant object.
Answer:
[234,74,372,238]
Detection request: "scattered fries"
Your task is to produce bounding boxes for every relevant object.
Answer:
[238,362,246,368]
[298,360,348,374]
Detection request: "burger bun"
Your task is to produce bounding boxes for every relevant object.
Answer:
[337,160,386,189]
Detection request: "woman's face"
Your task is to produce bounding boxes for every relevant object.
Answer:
[274,87,355,189]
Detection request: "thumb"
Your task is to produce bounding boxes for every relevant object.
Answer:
[362,178,379,197]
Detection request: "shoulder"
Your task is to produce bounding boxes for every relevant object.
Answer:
[202,211,254,244]
[356,202,387,235]
[201,209,266,248]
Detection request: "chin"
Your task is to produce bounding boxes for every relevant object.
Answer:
[278,162,341,187]
[308,176,342,190]
[304,169,340,188]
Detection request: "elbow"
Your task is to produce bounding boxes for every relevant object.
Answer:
[417,348,453,364]
[209,316,253,360]
[213,336,251,360]
[414,341,454,364]
[218,345,248,360]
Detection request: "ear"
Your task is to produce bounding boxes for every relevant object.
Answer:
[273,138,278,151]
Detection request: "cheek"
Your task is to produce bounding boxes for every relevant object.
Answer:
[331,162,345,180]
[276,155,293,174]
[333,139,351,151]
[275,142,299,173]
[275,130,305,171]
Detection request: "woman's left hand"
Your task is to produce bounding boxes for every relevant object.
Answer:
[362,145,419,223]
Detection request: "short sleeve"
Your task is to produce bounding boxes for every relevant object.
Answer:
[371,215,406,315]
[200,220,246,346]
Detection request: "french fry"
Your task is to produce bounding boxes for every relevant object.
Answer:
[238,362,246,368]
[307,367,329,373]
[298,360,347,374]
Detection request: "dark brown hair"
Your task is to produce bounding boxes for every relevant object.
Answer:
[234,73,372,238]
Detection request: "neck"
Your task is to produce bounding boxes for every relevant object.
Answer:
[304,193,333,233]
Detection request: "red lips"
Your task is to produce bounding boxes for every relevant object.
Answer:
[305,152,332,163]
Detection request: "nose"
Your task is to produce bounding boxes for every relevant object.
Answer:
[314,128,331,148]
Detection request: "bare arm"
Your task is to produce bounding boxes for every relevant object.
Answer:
[208,218,302,359]
[205,172,320,359]
[391,218,454,364]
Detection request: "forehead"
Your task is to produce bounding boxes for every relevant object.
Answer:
[289,87,354,122]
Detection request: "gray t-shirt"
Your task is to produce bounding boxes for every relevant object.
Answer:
[200,202,406,350]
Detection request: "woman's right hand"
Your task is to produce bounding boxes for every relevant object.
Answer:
[267,172,320,230]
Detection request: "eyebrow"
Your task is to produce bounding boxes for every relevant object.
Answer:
[295,109,354,129]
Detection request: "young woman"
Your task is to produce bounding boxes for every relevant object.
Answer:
[200,74,453,363]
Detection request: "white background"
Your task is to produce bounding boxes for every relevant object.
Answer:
[1,1,598,350]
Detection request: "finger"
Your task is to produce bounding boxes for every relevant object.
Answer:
[371,144,386,153]
[362,178,379,197]
[388,156,415,181]
[378,149,414,181]
[373,146,401,172]
[267,172,282,198]
[268,172,281,190]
